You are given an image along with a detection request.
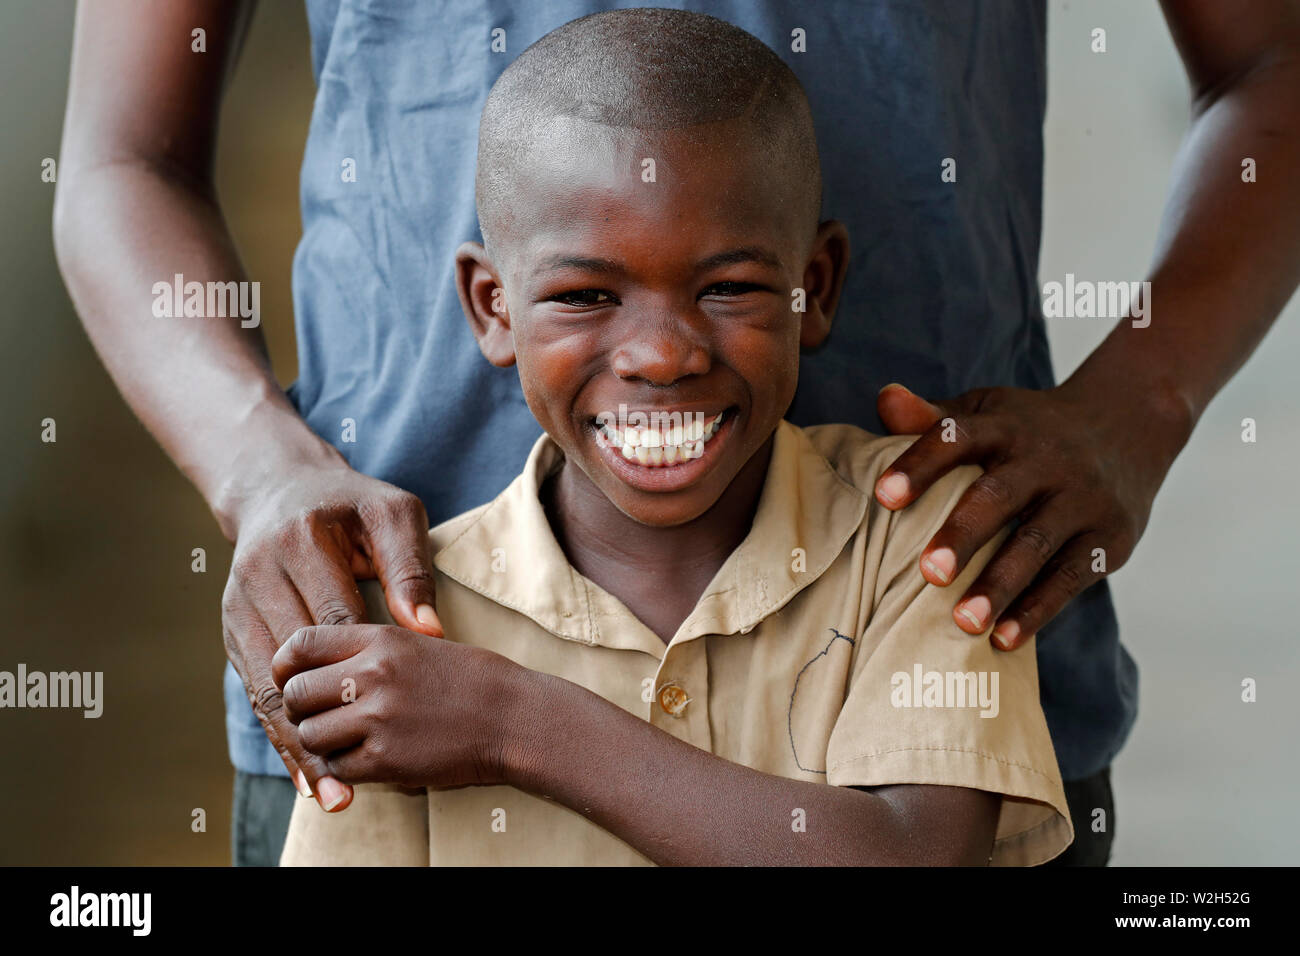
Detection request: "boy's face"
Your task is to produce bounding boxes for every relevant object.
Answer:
[458,116,848,527]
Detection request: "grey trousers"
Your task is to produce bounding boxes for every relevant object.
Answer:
[231,770,299,867]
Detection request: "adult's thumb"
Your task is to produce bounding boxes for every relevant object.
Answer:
[877,383,947,435]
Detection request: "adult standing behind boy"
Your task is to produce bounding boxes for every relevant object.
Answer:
[54,0,1300,866]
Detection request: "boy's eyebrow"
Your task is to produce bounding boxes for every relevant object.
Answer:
[535,245,783,276]
[695,246,783,271]
[536,255,626,275]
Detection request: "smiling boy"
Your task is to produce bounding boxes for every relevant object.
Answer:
[274,8,1071,866]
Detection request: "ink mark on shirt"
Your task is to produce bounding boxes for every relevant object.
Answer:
[788,628,856,774]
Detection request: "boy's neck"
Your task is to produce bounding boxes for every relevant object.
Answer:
[542,434,775,644]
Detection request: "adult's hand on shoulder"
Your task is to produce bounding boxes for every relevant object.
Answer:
[874,378,1191,650]
[220,462,444,811]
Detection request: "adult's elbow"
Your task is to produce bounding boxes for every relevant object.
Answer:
[51,171,87,280]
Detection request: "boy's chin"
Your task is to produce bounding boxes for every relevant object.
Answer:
[566,457,724,527]
[588,450,737,527]
[607,490,722,529]
[550,446,717,526]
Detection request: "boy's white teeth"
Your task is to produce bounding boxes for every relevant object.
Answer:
[601,411,726,467]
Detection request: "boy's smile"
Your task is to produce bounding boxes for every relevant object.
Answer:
[591,404,733,492]
[458,115,848,529]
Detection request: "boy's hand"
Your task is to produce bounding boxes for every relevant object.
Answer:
[271,624,521,791]
[873,376,1191,649]
[221,463,444,811]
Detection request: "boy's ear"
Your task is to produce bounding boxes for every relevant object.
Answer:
[798,219,850,350]
[455,241,516,367]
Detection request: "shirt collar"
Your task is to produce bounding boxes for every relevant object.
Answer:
[433,420,869,657]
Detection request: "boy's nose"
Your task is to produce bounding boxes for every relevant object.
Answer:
[610,315,711,386]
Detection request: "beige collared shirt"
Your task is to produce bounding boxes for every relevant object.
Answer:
[281,421,1072,866]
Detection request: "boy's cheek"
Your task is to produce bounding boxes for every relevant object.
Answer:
[512,364,556,426]
[517,354,588,429]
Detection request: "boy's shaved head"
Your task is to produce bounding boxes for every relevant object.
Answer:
[456,7,851,529]
[476,7,822,260]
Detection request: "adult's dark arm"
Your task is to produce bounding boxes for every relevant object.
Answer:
[876,0,1300,648]
[53,0,443,811]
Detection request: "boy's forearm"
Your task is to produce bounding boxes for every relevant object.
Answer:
[501,670,993,866]
[53,162,345,539]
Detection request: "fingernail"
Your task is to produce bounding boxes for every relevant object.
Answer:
[876,472,909,506]
[923,547,955,584]
[956,595,991,631]
[992,620,1020,650]
[318,776,347,812]
[878,382,909,394]
[416,604,440,629]
[294,769,313,798]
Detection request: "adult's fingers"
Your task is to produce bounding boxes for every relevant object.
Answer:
[221,593,352,811]
[950,494,1089,638]
[360,492,443,636]
[917,464,1044,588]
[280,513,370,635]
[874,398,999,512]
[877,382,946,435]
[988,532,1108,651]
[243,566,317,651]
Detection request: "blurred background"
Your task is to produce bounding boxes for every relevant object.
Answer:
[0,0,1295,864]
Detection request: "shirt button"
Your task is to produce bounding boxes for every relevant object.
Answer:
[657,683,691,717]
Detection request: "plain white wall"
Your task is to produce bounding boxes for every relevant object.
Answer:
[1042,0,1299,864]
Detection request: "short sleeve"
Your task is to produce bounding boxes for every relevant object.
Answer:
[825,465,1073,866]
[280,783,429,866]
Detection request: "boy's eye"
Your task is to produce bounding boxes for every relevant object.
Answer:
[549,289,617,307]
[701,281,764,298]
